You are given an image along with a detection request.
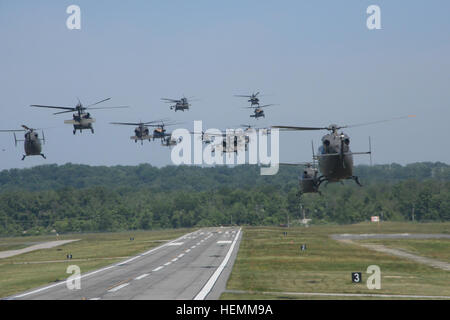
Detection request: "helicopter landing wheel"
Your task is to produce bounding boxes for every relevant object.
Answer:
[91,129,94,134]
[73,130,76,135]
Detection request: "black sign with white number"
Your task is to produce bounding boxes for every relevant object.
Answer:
[352,272,362,283]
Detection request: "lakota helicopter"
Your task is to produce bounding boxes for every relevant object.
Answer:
[161,96,195,112]
[110,119,170,145]
[0,125,46,160]
[30,98,128,134]
[273,116,415,191]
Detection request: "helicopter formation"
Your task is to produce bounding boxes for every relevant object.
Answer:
[1,91,414,198]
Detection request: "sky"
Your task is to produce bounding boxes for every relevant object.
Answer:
[0,0,449,170]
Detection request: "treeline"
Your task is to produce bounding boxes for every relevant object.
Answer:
[1,162,449,193]
[0,162,449,236]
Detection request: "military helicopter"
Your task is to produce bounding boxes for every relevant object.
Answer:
[161,134,182,147]
[191,129,250,154]
[110,119,170,145]
[161,96,196,112]
[279,145,321,195]
[273,116,415,190]
[30,98,128,134]
[235,92,261,107]
[240,124,271,135]
[149,120,182,141]
[245,104,276,119]
[0,125,46,160]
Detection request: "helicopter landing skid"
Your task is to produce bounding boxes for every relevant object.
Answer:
[350,176,363,187]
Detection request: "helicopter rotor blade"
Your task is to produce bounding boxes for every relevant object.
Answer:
[272,125,328,131]
[86,106,129,111]
[110,122,142,126]
[86,97,111,107]
[341,115,416,130]
[53,110,76,115]
[30,105,75,111]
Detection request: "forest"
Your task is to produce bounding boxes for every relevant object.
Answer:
[0,162,449,236]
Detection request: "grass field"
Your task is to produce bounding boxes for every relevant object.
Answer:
[223,222,450,300]
[0,229,193,298]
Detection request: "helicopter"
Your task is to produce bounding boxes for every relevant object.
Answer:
[161,96,195,112]
[161,134,182,147]
[110,119,170,145]
[239,124,271,135]
[245,104,276,119]
[149,121,182,141]
[279,146,322,195]
[0,125,46,160]
[191,129,250,154]
[234,92,261,106]
[30,98,128,134]
[273,116,416,190]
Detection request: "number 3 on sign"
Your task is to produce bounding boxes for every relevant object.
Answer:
[352,272,362,283]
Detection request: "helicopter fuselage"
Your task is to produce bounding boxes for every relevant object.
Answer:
[24,131,42,156]
[250,108,265,119]
[317,131,353,181]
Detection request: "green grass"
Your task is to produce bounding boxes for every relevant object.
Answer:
[0,229,193,298]
[224,222,450,300]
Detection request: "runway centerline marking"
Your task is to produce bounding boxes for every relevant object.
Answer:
[108,283,129,293]
[152,266,164,272]
[135,274,149,280]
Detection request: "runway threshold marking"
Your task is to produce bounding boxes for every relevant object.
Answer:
[194,228,242,300]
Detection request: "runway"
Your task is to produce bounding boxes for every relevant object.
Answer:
[9,227,242,300]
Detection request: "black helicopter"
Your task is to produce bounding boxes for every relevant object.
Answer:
[161,133,182,147]
[110,119,170,145]
[31,98,128,134]
[234,92,261,107]
[0,125,46,160]
[273,116,415,192]
[150,121,182,141]
[245,104,276,119]
[191,129,250,154]
[161,96,196,112]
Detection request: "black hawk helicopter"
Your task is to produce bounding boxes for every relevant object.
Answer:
[191,128,251,154]
[273,116,415,191]
[30,98,128,134]
[160,133,182,147]
[110,119,170,145]
[234,92,261,107]
[0,125,46,160]
[149,120,183,141]
[244,104,276,119]
[161,96,196,112]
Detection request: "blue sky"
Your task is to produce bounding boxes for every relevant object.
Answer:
[0,1,449,170]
